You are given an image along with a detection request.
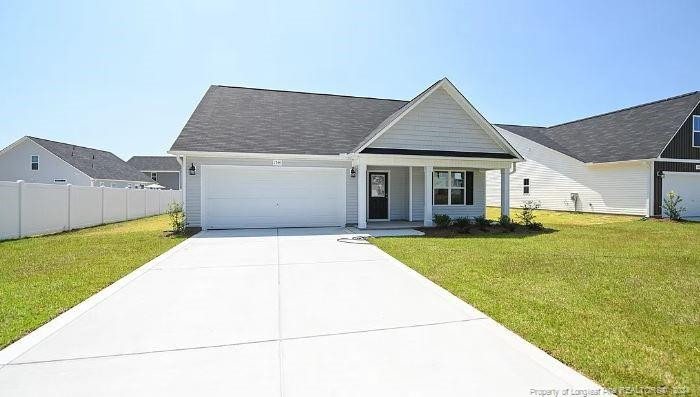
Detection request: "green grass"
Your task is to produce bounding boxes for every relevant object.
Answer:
[372,208,700,392]
[0,215,188,349]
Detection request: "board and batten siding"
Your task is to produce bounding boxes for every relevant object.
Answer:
[368,88,506,154]
[486,128,650,216]
[184,157,354,227]
[660,101,700,160]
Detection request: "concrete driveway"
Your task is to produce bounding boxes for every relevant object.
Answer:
[0,228,603,396]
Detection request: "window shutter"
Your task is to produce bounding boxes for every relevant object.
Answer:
[466,171,474,205]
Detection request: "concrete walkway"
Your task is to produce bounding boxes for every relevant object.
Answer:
[0,228,604,396]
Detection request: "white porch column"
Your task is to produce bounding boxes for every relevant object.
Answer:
[500,168,510,217]
[357,163,367,229]
[424,165,433,226]
[408,166,413,222]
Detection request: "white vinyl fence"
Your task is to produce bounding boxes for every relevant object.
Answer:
[0,180,182,241]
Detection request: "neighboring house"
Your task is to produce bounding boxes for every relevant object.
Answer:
[168,78,522,229]
[127,156,181,190]
[486,91,700,218]
[0,136,152,188]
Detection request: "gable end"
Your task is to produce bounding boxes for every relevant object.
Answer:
[367,87,508,155]
[659,100,700,160]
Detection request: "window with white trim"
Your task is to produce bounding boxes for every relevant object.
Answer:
[31,155,39,170]
[523,178,530,194]
[150,172,157,181]
[693,115,700,148]
[433,170,468,205]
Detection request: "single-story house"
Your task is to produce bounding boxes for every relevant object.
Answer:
[127,156,181,190]
[168,78,523,229]
[485,91,700,218]
[0,136,152,188]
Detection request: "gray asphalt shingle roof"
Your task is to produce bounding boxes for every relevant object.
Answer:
[127,156,180,171]
[497,91,700,163]
[28,137,151,182]
[170,85,408,155]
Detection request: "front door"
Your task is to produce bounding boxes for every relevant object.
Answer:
[368,172,389,220]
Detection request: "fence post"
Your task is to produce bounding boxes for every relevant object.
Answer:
[17,180,24,238]
[66,184,72,231]
[125,188,129,221]
[101,186,105,224]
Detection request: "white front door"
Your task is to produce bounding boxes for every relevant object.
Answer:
[202,166,346,229]
[662,172,700,217]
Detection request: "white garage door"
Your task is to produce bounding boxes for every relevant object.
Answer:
[202,166,346,229]
[662,172,700,217]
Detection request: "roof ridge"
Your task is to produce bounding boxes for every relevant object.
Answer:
[495,123,545,128]
[27,136,113,155]
[548,91,700,128]
[213,84,409,103]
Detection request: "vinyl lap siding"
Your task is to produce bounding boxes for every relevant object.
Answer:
[410,167,424,220]
[486,128,650,216]
[184,157,353,227]
[369,88,506,154]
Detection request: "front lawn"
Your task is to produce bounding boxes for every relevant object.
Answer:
[372,208,700,392]
[0,215,188,349]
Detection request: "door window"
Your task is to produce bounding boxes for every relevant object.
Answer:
[370,174,386,197]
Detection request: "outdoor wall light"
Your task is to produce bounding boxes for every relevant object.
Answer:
[350,166,357,178]
[656,170,665,178]
[189,163,196,176]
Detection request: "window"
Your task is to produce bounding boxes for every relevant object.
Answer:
[693,115,700,148]
[433,170,472,205]
[31,155,39,170]
[523,178,530,194]
[151,172,157,181]
[53,179,66,184]
[111,183,117,188]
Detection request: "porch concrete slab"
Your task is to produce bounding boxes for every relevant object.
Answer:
[0,341,280,397]
[14,266,279,363]
[281,320,599,397]
[280,259,483,338]
[352,228,425,237]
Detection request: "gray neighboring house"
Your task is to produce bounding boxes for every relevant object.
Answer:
[0,136,152,188]
[127,156,181,190]
[168,78,523,229]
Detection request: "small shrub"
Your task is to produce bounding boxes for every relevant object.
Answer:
[662,191,686,221]
[518,200,542,229]
[166,202,186,234]
[433,213,452,227]
[452,217,472,228]
[474,216,491,230]
[499,215,517,232]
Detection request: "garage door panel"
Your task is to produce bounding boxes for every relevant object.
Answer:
[203,167,346,229]
[662,173,700,217]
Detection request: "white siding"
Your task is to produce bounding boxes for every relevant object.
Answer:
[410,166,425,220]
[184,156,353,227]
[369,88,506,154]
[486,128,650,216]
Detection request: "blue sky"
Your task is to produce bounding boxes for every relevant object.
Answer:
[1,0,699,159]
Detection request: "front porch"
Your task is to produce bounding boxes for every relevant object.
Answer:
[354,156,515,229]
